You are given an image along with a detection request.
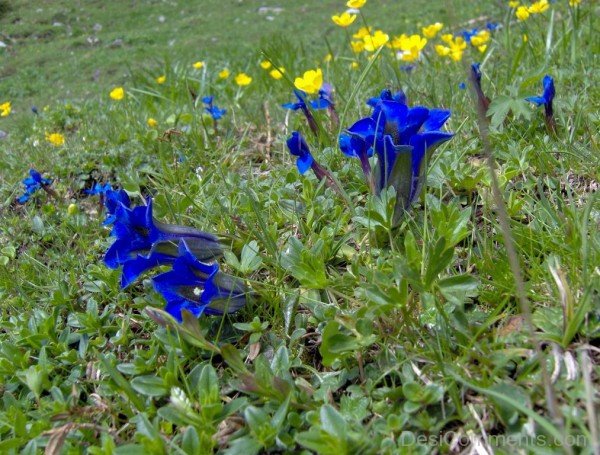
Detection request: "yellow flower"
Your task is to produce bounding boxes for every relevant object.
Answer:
[528,0,549,13]
[235,72,252,86]
[441,33,454,44]
[436,36,467,61]
[523,34,528,42]
[324,53,333,62]
[147,118,158,128]
[353,26,371,39]
[569,0,581,5]
[156,75,166,84]
[0,101,11,117]
[478,44,488,53]
[332,12,357,27]
[294,68,323,94]
[392,34,427,62]
[470,30,490,47]
[347,0,366,7]
[260,60,272,69]
[45,132,65,146]
[269,67,285,80]
[363,30,389,51]
[351,40,365,53]
[509,1,520,7]
[422,22,443,39]
[109,87,125,101]
[218,68,230,79]
[193,61,205,69]
[435,44,451,56]
[516,6,530,20]
[350,61,359,69]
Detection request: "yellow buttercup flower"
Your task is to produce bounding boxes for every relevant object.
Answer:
[435,45,451,56]
[351,40,365,53]
[516,6,530,20]
[332,12,357,27]
[193,61,205,69]
[353,26,371,39]
[422,22,443,39]
[528,0,549,13]
[350,61,359,69]
[294,68,323,95]
[109,87,125,101]
[260,60,271,69]
[470,30,490,47]
[45,132,65,146]
[235,72,252,86]
[435,36,467,61]
[363,30,389,51]
[509,1,520,7]
[156,75,166,84]
[478,45,488,53]
[147,118,158,128]
[269,67,285,80]
[0,101,11,117]
[324,53,333,62]
[347,0,366,8]
[218,68,230,79]
[392,34,427,62]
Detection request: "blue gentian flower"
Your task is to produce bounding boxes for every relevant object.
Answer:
[203,96,226,121]
[486,22,500,31]
[310,84,334,110]
[85,182,112,196]
[104,198,223,288]
[458,82,467,90]
[286,131,314,175]
[283,90,319,136]
[400,65,415,73]
[470,63,490,111]
[366,89,407,108]
[340,90,454,222]
[103,188,130,225]
[461,28,479,42]
[526,75,555,119]
[18,169,52,204]
[152,240,247,321]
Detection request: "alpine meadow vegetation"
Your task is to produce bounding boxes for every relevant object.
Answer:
[0,0,598,453]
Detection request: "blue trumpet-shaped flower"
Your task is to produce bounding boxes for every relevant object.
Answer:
[202,95,226,120]
[104,199,223,288]
[152,240,247,321]
[282,90,320,136]
[286,131,314,175]
[310,84,334,110]
[340,89,454,223]
[526,75,555,119]
[103,188,131,225]
[85,182,112,196]
[18,169,52,204]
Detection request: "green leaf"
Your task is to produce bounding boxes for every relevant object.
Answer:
[98,354,145,411]
[320,405,347,440]
[130,375,168,397]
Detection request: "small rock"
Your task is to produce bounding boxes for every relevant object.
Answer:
[93,23,102,32]
[109,38,123,48]
[266,15,274,21]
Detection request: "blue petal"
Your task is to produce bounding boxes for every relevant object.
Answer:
[347,117,377,142]
[296,153,314,175]
[286,131,311,158]
[120,251,176,288]
[525,96,546,106]
[18,194,30,204]
[282,102,301,111]
[423,109,451,131]
[202,96,213,105]
[310,98,331,110]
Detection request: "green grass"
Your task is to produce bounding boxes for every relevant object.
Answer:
[0,0,599,454]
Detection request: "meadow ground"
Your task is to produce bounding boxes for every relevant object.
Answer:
[0,0,599,453]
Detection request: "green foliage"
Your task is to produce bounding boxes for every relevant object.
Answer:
[0,0,598,453]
